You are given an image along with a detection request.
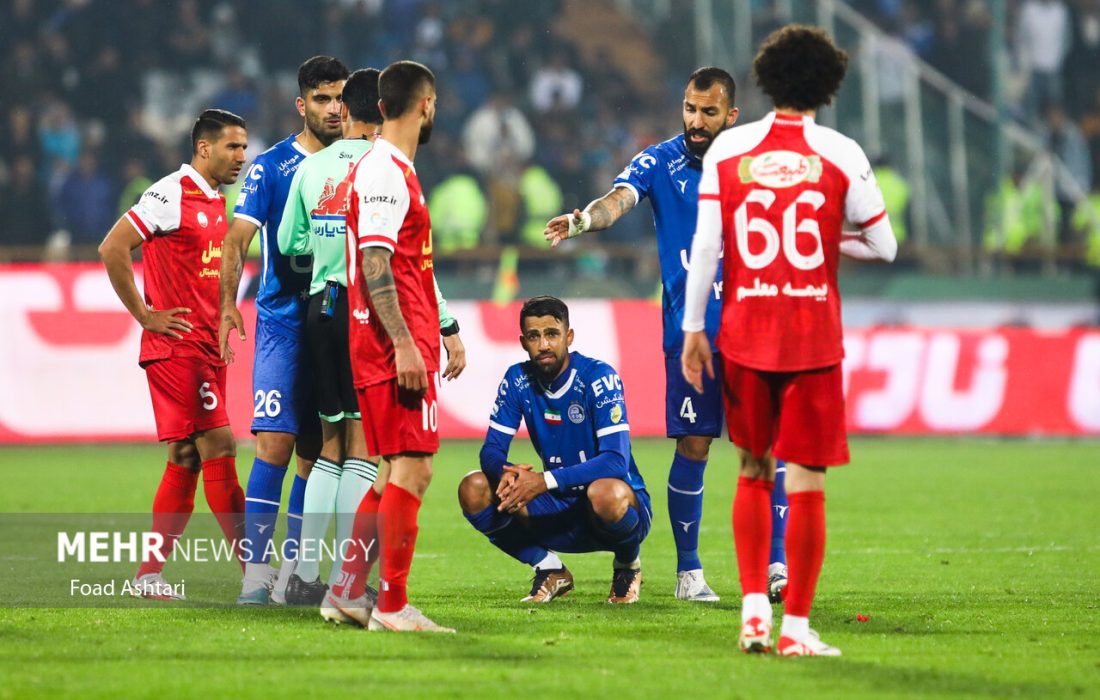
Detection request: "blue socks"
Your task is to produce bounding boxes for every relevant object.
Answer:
[285,474,307,560]
[243,458,287,565]
[667,452,706,572]
[600,505,642,563]
[770,461,789,566]
[465,504,548,567]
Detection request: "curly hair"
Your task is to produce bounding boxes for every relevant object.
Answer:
[752,25,848,112]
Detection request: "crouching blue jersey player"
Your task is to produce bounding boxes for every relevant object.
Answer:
[458,296,651,604]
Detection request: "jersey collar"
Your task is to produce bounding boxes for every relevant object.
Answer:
[374,137,416,172]
[179,163,219,198]
[540,367,577,399]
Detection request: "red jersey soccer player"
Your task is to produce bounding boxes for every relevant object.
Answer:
[99,109,250,599]
[320,61,454,633]
[681,26,897,656]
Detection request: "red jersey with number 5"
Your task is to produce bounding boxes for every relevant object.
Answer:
[699,113,886,371]
[125,163,228,367]
[345,137,439,387]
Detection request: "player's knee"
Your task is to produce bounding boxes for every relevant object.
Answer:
[458,471,492,513]
[737,450,773,480]
[168,441,200,471]
[255,431,296,466]
[677,435,712,462]
[196,427,236,460]
[588,478,632,523]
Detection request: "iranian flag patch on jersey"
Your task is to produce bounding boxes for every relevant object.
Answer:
[544,410,562,425]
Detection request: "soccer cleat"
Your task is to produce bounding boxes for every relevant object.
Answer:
[674,569,720,602]
[236,565,278,606]
[130,572,185,601]
[608,566,641,604]
[368,605,456,633]
[740,616,774,654]
[521,566,574,603]
[285,573,328,606]
[767,563,788,604]
[777,628,842,657]
[320,590,374,627]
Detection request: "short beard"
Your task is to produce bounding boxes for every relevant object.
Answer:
[307,114,341,147]
[683,123,729,157]
[418,123,433,145]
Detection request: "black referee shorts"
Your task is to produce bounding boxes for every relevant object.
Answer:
[305,285,360,422]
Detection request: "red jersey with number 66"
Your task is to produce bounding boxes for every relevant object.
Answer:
[699,113,886,372]
[345,137,439,388]
[125,163,228,367]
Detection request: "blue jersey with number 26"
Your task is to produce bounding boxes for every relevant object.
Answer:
[480,352,647,495]
[234,134,313,336]
[613,135,723,357]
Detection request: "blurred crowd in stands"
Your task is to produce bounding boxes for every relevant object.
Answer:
[1,0,1098,269]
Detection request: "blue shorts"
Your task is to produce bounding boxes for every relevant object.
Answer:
[522,487,652,555]
[665,356,724,438]
[250,321,319,436]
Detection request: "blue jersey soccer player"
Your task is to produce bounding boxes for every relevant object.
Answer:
[218,56,350,605]
[545,68,788,603]
[458,296,651,604]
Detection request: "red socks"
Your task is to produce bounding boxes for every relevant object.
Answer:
[333,487,383,600]
[377,484,422,613]
[733,476,773,596]
[201,457,245,570]
[784,490,826,618]
[137,462,198,578]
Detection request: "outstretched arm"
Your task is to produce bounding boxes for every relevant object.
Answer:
[543,186,637,247]
[362,247,427,392]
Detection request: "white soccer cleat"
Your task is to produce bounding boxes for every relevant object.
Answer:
[236,564,278,606]
[368,604,456,633]
[675,569,720,602]
[777,628,842,657]
[130,572,185,601]
[320,590,374,628]
[739,616,774,654]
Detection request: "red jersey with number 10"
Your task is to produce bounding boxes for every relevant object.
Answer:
[345,137,439,387]
[700,113,886,372]
[125,163,228,367]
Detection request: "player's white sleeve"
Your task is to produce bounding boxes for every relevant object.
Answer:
[354,159,410,253]
[840,218,897,262]
[125,177,182,238]
[683,153,722,332]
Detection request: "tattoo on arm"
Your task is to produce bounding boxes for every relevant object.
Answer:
[584,187,636,232]
[363,248,411,344]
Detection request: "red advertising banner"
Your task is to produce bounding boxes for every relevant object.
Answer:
[0,264,1097,442]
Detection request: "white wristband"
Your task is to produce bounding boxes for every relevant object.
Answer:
[567,211,591,238]
[543,471,558,491]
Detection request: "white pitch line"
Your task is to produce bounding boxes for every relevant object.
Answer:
[830,544,1100,555]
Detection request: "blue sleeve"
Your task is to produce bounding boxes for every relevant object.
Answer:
[479,371,523,480]
[612,147,659,204]
[547,364,632,492]
[233,156,272,228]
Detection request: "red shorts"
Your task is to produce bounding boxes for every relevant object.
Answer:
[144,356,229,443]
[721,358,849,467]
[357,372,440,457]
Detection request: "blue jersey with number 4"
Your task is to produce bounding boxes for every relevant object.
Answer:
[613,135,723,357]
[480,352,647,494]
[234,134,313,336]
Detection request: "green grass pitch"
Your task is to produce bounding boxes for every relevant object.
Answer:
[0,438,1097,699]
